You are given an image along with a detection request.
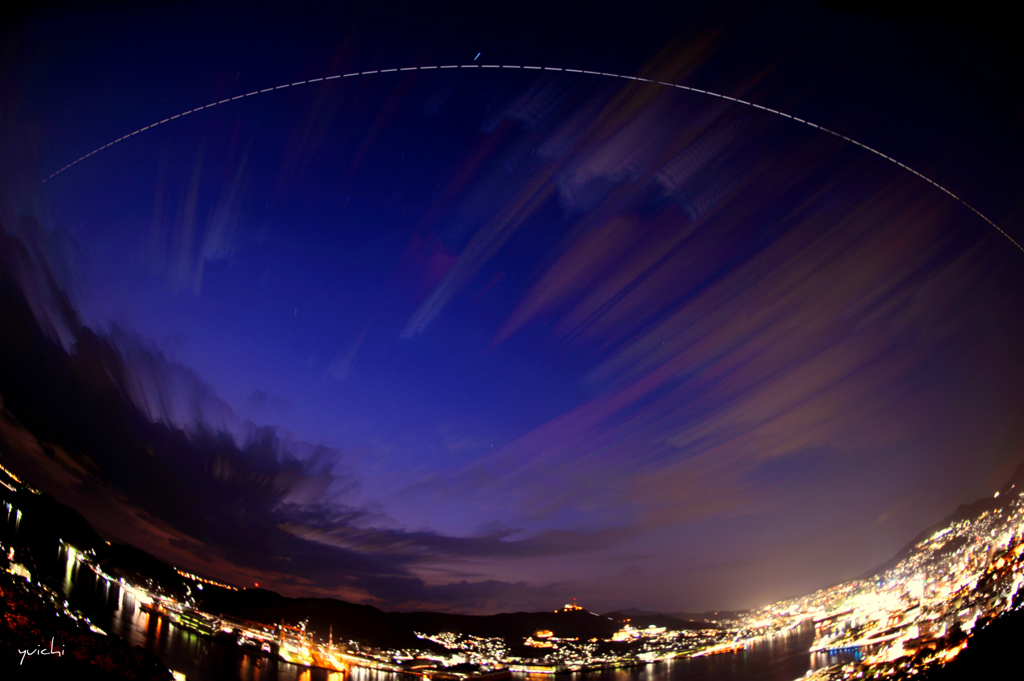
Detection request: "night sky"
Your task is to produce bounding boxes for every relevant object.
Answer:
[1,2,1023,615]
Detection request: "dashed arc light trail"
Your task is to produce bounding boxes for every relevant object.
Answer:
[42,63,1024,255]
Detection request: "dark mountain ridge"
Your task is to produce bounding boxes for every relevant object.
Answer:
[861,457,1024,580]
[603,610,714,631]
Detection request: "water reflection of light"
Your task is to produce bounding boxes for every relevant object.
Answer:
[60,544,77,595]
[810,648,863,671]
[240,653,254,680]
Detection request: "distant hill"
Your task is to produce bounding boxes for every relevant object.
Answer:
[603,609,716,630]
[862,458,1024,580]
[197,590,626,650]
[670,610,749,623]
[0,466,188,596]
[196,586,435,650]
[194,590,729,653]
[395,607,619,641]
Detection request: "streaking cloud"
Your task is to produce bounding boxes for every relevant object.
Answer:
[4,2,1023,615]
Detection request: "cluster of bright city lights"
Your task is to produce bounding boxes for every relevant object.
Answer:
[4,454,1024,679]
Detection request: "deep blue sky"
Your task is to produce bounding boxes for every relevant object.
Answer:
[1,1,1023,614]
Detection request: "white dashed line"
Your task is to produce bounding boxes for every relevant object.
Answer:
[39,63,1019,254]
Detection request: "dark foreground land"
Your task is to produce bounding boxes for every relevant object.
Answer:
[906,604,1024,681]
[0,568,171,681]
